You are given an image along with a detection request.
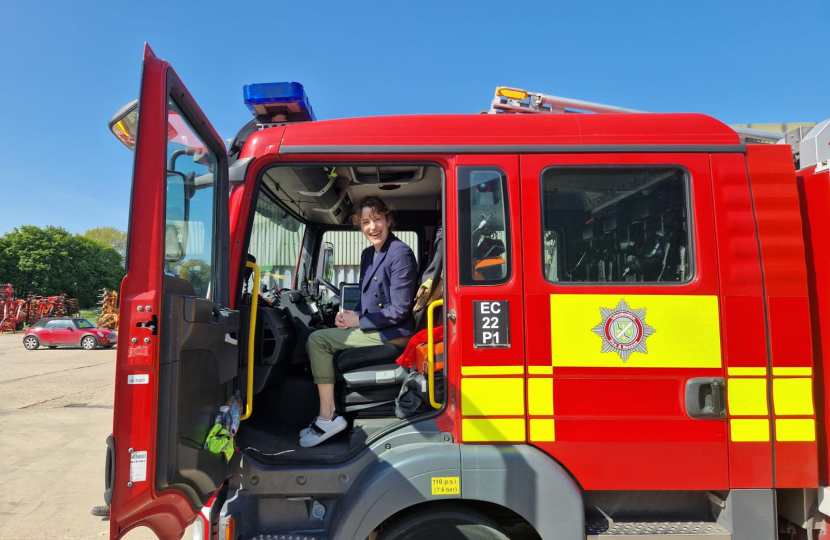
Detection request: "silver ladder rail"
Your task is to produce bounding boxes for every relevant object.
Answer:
[490,87,784,145]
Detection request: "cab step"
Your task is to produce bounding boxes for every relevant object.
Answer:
[586,521,731,538]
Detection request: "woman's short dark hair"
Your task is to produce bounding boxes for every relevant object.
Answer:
[351,196,395,228]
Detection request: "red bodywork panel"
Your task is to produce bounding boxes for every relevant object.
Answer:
[796,163,830,485]
[710,154,774,487]
[747,145,818,488]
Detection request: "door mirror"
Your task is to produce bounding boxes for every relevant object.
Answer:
[322,242,335,284]
[108,99,139,151]
[66,326,74,331]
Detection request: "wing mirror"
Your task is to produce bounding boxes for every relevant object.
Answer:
[67,326,74,331]
[108,99,139,151]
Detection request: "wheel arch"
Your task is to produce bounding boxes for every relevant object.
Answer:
[330,444,583,540]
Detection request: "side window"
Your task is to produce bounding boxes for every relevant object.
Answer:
[164,97,219,298]
[457,166,510,285]
[45,321,61,329]
[247,195,306,292]
[541,167,691,283]
[320,230,420,286]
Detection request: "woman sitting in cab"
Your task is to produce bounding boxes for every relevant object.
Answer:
[301,196,418,447]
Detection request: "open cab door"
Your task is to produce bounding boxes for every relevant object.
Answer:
[110,44,238,539]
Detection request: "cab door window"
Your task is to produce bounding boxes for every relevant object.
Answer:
[457,166,511,285]
[541,167,691,283]
[164,98,219,298]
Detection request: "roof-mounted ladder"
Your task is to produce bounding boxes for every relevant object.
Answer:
[489,87,785,145]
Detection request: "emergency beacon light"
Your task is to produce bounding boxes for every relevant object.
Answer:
[243,82,316,123]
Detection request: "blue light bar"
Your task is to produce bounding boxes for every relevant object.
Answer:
[243,82,316,122]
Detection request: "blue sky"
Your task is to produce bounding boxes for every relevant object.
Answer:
[1,0,827,236]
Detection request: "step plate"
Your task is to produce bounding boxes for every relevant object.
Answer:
[587,521,731,539]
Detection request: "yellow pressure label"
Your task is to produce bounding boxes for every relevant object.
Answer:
[431,477,460,495]
[550,294,722,368]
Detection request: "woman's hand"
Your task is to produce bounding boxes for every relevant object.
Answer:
[336,310,360,329]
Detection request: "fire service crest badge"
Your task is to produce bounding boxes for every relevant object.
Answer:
[591,298,656,362]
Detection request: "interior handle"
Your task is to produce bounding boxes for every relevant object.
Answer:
[427,299,444,409]
[240,261,260,421]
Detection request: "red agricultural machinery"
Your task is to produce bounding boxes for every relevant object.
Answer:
[0,285,81,333]
[0,284,27,333]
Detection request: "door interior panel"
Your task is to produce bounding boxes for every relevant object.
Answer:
[156,277,239,508]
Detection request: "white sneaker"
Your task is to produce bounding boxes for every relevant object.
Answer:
[299,414,347,447]
[299,418,318,438]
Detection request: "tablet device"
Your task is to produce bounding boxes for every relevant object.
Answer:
[339,284,360,312]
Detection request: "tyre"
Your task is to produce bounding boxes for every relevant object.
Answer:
[23,336,40,350]
[81,336,98,350]
[15,322,24,331]
[378,505,510,540]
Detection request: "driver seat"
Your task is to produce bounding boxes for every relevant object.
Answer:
[334,343,407,415]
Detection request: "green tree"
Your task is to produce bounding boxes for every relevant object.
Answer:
[0,226,125,308]
[84,227,127,259]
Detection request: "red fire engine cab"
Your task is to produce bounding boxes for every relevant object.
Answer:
[105,44,830,540]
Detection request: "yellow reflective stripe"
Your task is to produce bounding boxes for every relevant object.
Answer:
[727,367,767,376]
[528,378,554,416]
[772,378,815,415]
[461,378,524,416]
[772,367,812,376]
[727,378,768,416]
[730,419,770,442]
[463,418,526,442]
[461,366,524,376]
[549,295,721,368]
[529,365,553,375]
[530,419,556,442]
[775,419,816,442]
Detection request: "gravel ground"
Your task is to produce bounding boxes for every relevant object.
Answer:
[0,331,190,540]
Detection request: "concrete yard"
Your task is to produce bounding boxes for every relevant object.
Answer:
[0,331,190,540]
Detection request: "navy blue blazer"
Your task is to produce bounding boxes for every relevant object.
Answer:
[354,233,418,341]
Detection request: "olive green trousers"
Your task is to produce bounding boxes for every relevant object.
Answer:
[306,327,385,384]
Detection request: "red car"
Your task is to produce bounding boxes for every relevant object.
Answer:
[22,317,117,350]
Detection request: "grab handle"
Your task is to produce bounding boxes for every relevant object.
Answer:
[427,299,444,409]
[241,261,260,421]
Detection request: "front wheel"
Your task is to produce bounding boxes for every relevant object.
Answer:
[378,506,510,540]
[23,336,40,350]
[81,336,98,350]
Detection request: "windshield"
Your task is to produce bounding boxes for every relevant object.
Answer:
[247,195,306,292]
[74,319,95,329]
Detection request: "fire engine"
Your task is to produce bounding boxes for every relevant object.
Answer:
[104,44,830,540]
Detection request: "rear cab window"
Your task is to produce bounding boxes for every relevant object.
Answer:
[541,167,692,284]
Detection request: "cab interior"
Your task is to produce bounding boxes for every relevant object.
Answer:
[234,163,445,462]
